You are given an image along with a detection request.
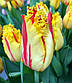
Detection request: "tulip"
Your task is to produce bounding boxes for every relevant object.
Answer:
[11,0,24,8]
[21,2,64,71]
[61,0,70,5]
[0,0,12,11]
[0,0,24,11]
[50,0,61,9]
[22,2,54,71]
[2,24,21,62]
[52,12,64,51]
[0,25,2,37]
[0,58,3,73]
[63,0,72,29]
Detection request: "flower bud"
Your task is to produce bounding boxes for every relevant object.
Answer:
[50,0,60,9]
[63,0,72,29]
[52,12,64,51]
[11,0,24,8]
[2,24,21,62]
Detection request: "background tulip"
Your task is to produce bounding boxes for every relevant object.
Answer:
[63,0,72,29]
[0,58,3,73]
[11,0,24,8]
[2,24,21,62]
[50,0,60,9]
[52,12,64,51]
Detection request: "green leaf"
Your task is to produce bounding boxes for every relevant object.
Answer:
[2,57,20,74]
[9,72,21,77]
[23,65,34,83]
[64,47,72,67]
[0,13,9,25]
[49,66,57,83]
[0,78,9,83]
[40,66,50,83]
[51,56,63,77]
[11,7,22,26]
[40,66,57,83]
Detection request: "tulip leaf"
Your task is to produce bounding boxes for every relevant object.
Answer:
[0,77,9,83]
[9,72,21,77]
[23,65,34,83]
[11,7,23,26]
[40,66,50,83]
[40,66,57,83]
[0,13,9,25]
[51,56,63,77]
[2,57,20,74]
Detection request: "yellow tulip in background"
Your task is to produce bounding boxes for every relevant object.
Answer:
[63,0,72,29]
[0,58,3,73]
[50,0,60,9]
[21,2,64,71]
[0,0,24,11]
[11,0,24,8]
[2,24,21,62]
[61,0,70,5]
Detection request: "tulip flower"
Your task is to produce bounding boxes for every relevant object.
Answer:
[0,58,3,73]
[63,0,72,29]
[0,0,24,11]
[61,0,70,5]
[0,25,2,37]
[11,0,24,8]
[0,0,12,11]
[52,12,64,51]
[21,2,64,71]
[50,0,61,9]
[2,24,21,62]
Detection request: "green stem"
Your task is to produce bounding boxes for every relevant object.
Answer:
[30,0,40,7]
[64,29,69,44]
[34,71,39,83]
[20,59,24,83]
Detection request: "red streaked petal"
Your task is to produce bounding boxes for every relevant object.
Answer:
[12,31,19,43]
[29,44,32,68]
[4,37,16,62]
[41,36,46,64]
[38,5,40,10]
[22,15,28,65]
[48,11,54,44]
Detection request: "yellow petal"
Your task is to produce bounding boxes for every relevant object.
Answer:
[0,0,7,7]
[11,0,24,8]
[53,28,64,51]
[36,2,49,16]
[7,1,12,11]
[52,12,63,31]
[25,19,54,71]
[50,0,60,9]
